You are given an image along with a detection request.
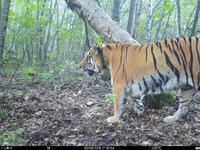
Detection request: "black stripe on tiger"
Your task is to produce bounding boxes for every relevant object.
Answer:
[171,39,181,65]
[196,37,200,65]
[138,45,145,53]
[198,72,200,87]
[174,39,189,83]
[145,44,150,62]
[158,42,163,53]
[189,37,195,86]
[142,77,149,94]
[150,75,159,88]
[182,37,187,43]
[177,40,187,65]
[180,54,189,84]
[158,79,164,92]
[106,45,112,50]
[151,44,165,82]
[138,82,142,91]
[151,45,157,70]
[164,51,180,83]
[166,40,173,54]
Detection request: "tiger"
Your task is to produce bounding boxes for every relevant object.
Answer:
[80,37,200,123]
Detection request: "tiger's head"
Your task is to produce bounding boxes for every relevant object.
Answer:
[80,45,108,76]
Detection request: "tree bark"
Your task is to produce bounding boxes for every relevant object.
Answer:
[184,6,196,35]
[0,0,11,63]
[127,0,137,36]
[42,0,56,66]
[112,0,120,23]
[64,0,139,44]
[145,0,153,43]
[191,0,200,36]
[176,0,181,36]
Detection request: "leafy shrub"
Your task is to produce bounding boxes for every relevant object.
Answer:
[106,93,117,102]
[146,92,176,109]
[21,67,35,80]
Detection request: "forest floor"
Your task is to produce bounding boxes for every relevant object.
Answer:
[1,74,200,146]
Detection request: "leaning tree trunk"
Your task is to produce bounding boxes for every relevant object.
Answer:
[64,0,139,44]
[0,0,11,63]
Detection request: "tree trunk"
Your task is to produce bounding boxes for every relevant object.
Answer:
[146,0,153,43]
[127,0,137,36]
[191,0,200,36]
[42,0,55,66]
[38,0,47,64]
[64,0,139,44]
[112,0,120,23]
[176,0,181,36]
[0,0,11,63]
[184,6,196,35]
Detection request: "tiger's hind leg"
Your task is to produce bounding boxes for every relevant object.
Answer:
[133,96,145,116]
[163,87,197,123]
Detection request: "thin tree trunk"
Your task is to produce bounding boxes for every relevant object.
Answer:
[134,0,142,39]
[65,0,139,44]
[184,6,196,35]
[112,0,120,23]
[191,0,200,36]
[176,0,181,36]
[0,0,11,63]
[127,0,137,36]
[146,0,153,43]
[162,10,173,39]
[42,0,55,66]
[154,9,165,41]
[82,20,90,59]
[51,2,67,52]
[36,0,40,62]
[39,0,47,64]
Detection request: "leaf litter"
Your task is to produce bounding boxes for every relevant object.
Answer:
[0,76,200,146]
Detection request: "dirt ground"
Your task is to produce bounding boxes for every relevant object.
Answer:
[1,76,200,146]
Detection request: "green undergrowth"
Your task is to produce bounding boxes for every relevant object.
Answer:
[0,128,25,146]
[0,107,7,118]
[106,92,176,109]
[1,58,83,84]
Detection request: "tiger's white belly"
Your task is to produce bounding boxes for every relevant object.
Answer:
[126,73,193,98]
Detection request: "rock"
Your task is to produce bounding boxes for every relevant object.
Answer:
[86,101,94,106]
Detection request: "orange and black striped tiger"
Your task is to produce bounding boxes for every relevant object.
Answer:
[80,37,200,123]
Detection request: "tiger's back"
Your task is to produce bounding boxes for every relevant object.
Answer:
[109,37,200,98]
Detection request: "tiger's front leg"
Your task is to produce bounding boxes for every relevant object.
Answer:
[107,88,127,123]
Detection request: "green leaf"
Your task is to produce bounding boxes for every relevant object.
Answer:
[96,37,104,47]
[155,13,161,18]
[0,107,7,118]
[106,93,117,102]
[41,72,51,80]
[163,4,173,11]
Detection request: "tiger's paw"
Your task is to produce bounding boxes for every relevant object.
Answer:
[107,116,120,123]
[163,116,177,123]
